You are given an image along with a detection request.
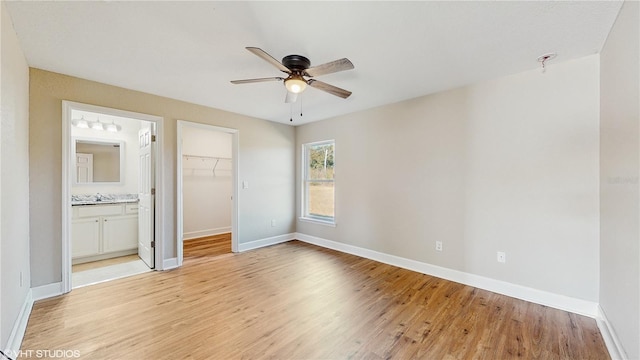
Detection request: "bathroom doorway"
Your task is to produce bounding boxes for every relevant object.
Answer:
[176,120,239,266]
[61,101,164,292]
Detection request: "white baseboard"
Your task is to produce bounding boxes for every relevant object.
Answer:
[4,290,33,355]
[6,281,66,353]
[31,281,64,301]
[295,233,599,318]
[238,233,295,252]
[183,227,231,240]
[162,257,179,270]
[596,305,628,360]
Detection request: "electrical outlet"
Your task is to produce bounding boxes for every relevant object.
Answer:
[271,219,276,227]
[435,241,443,252]
[497,251,506,263]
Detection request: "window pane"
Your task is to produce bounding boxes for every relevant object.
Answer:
[308,181,334,218]
[307,143,334,180]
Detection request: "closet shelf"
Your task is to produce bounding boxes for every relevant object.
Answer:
[182,154,232,177]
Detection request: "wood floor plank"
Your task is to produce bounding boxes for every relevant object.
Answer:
[19,238,610,359]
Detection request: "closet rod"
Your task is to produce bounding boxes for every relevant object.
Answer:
[182,154,232,161]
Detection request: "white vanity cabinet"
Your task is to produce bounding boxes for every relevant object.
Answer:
[71,203,139,263]
[71,217,101,258]
[103,215,138,252]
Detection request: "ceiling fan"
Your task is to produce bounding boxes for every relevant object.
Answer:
[231,47,354,103]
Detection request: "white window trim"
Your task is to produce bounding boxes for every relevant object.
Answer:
[301,140,336,225]
[299,216,337,227]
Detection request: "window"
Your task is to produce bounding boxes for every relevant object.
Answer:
[302,140,335,224]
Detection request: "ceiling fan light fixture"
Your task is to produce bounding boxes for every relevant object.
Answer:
[285,75,307,94]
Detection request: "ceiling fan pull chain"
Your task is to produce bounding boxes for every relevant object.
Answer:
[290,103,293,122]
[300,96,303,117]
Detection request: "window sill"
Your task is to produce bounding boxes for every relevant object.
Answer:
[299,217,336,227]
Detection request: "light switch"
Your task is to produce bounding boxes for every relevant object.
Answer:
[242,181,249,189]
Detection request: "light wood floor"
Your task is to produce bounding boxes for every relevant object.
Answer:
[72,254,140,273]
[21,237,609,359]
[183,233,231,258]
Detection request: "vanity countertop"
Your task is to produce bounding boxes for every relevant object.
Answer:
[71,194,138,206]
[72,199,139,206]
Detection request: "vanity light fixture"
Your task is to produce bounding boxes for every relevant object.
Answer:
[71,116,89,129]
[90,119,105,131]
[72,116,121,132]
[106,121,121,133]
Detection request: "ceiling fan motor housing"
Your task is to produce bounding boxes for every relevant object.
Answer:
[282,55,311,71]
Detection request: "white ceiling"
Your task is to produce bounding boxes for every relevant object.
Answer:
[6,1,622,125]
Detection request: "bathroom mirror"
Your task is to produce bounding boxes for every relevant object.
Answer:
[73,138,124,184]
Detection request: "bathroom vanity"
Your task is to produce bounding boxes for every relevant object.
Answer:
[71,196,139,264]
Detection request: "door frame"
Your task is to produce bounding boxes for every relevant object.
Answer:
[61,101,165,293]
[176,120,239,266]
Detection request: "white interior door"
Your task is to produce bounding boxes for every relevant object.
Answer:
[138,125,155,268]
[76,153,93,183]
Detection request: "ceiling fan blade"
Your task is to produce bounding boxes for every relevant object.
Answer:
[246,47,291,73]
[230,77,284,84]
[285,91,298,103]
[307,79,352,99]
[305,58,354,77]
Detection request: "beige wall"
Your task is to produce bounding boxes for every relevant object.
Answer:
[29,69,296,287]
[600,1,640,358]
[1,2,31,349]
[297,55,600,301]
